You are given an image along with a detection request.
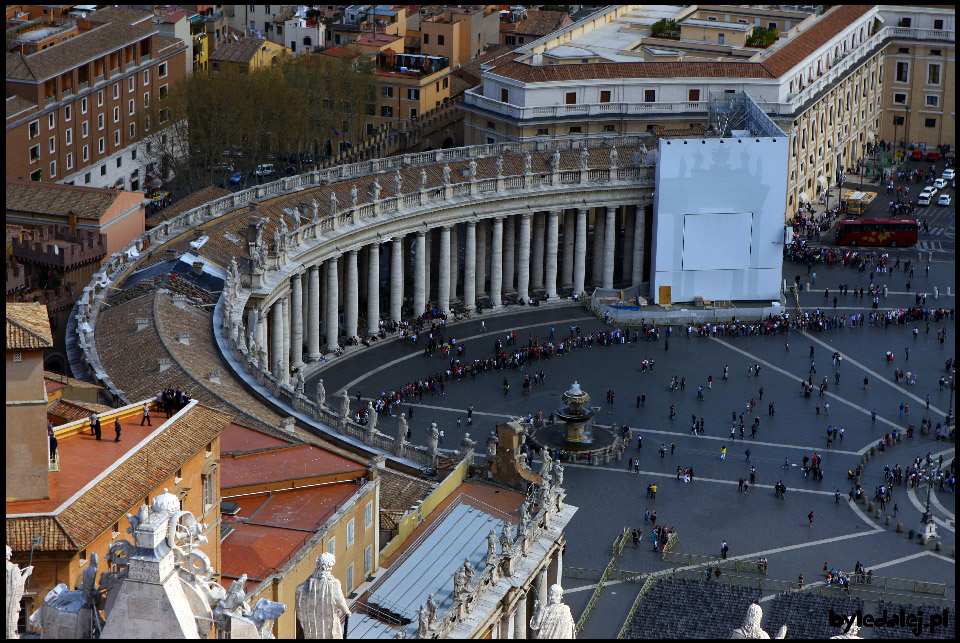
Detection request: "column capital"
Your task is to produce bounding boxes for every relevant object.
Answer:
[346,248,358,257]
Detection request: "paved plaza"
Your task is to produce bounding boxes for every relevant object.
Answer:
[309,243,956,636]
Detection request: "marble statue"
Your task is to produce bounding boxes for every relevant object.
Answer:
[339,391,350,422]
[366,401,378,432]
[329,191,338,216]
[539,447,553,479]
[253,243,267,270]
[372,178,382,202]
[394,169,403,195]
[579,147,589,171]
[295,370,306,395]
[461,559,474,586]
[632,151,641,167]
[453,566,467,600]
[420,168,428,190]
[500,522,514,556]
[275,359,284,380]
[397,415,409,444]
[278,213,289,238]
[350,184,359,208]
[495,155,504,177]
[530,584,574,639]
[523,152,532,175]
[426,594,438,626]
[555,464,564,487]
[6,546,33,639]
[258,347,268,371]
[486,530,499,565]
[311,198,319,222]
[550,149,560,171]
[273,226,283,253]
[485,435,498,460]
[460,433,475,458]
[417,603,430,638]
[609,146,619,169]
[730,603,787,639]
[315,379,326,407]
[295,553,352,639]
[468,159,477,180]
[442,164,451,185]
[248,337,259,366]
[427,422,439,453]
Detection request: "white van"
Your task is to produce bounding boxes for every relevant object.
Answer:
[254,163,275,177]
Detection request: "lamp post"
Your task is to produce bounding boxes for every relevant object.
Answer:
[917,453,939,543]
[945,370,955,431]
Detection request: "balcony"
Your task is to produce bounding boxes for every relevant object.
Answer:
[463,88,710,120]
[376,52,449,77]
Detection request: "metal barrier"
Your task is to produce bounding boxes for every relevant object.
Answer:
[660,532,680,558]
[562,567,605,582]
[617,574,658,639]
[575,529,630,637]
[661,550,768,575]
[839,572,947,596]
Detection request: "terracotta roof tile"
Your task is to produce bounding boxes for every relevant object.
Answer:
[6,179,129,221]
[488,58,774,83]
[6,95,37,120]
[47,398,114,424]
[514,10,571,37]
[146,186,232,228]
[210,37,268,64]
[6,302,53,350]
[760,5,874,78]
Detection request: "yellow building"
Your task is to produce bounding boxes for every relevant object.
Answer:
[209,36,289,73]
[421,7,500,69]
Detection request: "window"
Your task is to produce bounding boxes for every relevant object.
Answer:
[895,62,909,83]
[933,19,943,30]
[505,35,515,46]
[347,518,355,547]
[65,128,73,146]
[85,172,91,184]
[113,106,120,123]
[82,145,89,162]
[438,34,444,46]
[116,156,122,168]
[144,114,151,131]
[486,136,496,144]
[442,77,448,89]
[100,165,106,176]
[926,64,940,85]
[143,69,150,85]
[688,89,700,102]
[202,473,213,509]
[364,544,373,576]
[407,88,419,100]
[159,62,168,78]
[930,49,941,56]
[129,122,136,138]
[66,152,73,170]
[924,118,936,128]
[768,22,777,30]
[328,537,336,554]
[409,108,418,119]
[65,105,72,122]
[383,85,394,98]
[98,114,104,131]
[423,33,429,44]
[644,90,656,103]
[113,82,119,100]
[98,137,105,154]
[346,564,354,594]
[81,97,88,115]
[501,88,509,103]
[144,92,150,108]
[536,128,548,135]
[128,76,134,93]
[365,502,373,529]
[602,124,616,132]
[114,131,120,147]
[49,136,56,154]
[159,84,168,100]
[568,126,582,133]
[380,105,393,118]
[925,95,939,108]
[565,92,576,105]
[129,99,135,115]
[131,149,136,161]
[718,33,724,45]
[49,161,56,178]
[600,90,611,103]
[30,144,40,163]
[30,169,41,181]
[97,90,104,107]
[49,113,56,129]
[29,120,39,139]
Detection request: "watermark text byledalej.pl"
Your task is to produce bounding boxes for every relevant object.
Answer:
[829,608,951,637]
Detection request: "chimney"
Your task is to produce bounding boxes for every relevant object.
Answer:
[192,261,205,275]
[177,332,190,346]
[206,370,221,384]
[158,357,172,372]
[135,317,149,331]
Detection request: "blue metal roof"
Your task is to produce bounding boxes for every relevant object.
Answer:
[345,613,396,639]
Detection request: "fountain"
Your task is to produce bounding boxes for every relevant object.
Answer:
[529,381,616,458]
[557,381,595,442]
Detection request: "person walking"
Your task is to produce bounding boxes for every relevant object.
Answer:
[808,511,814,527]
[745,448,752,462]
[48,424,58,460]
[721,541,729,559]
[720,445,727,460]
[90,412,102,440]
[670,442,676,456]
[140,402,152,426]
[114,418,122,442]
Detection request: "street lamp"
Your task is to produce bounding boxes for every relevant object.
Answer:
[917,453,939,543]
[945,370,955,431]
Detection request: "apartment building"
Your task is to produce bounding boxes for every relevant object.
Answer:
[421,6,500,68]
[462,5,954,216]
[209,35,290,73]
[5,7,189,191]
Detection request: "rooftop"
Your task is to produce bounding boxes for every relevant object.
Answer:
[220,422,293,453]
[145,186,232,229]
[512,10,571,37]
[221,444,367,490]
[6,179,135,221]
[210,37,267,63]
[47,398,114,424]
[7,301,53,350]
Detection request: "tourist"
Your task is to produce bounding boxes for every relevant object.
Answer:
[114,418,122,442]
[141,402,152,426]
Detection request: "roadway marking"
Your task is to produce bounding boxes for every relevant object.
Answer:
[708,337,904,455]
[906,485,955,533]
[801,331,946,417]
[334,315,594,394]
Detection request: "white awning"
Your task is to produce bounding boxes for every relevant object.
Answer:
[817,175,827,188]
[798,191,809,203]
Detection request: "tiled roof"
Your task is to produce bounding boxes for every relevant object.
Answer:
[5,21,155,82]
[6,302,53,350]
[514,10,570,37]
[319,46,361,59]
[487,58,775,83]
[47,398,115,424]
[7,403,232,551]
[221,444,366,489]
[44,371,104,390]
[760,5,874,78]
[146,185,232,228]
[378,469,434,522]
[210,37,267,64]
[6,179,126,221]
[85,7,155,27]
[6,95,36,120]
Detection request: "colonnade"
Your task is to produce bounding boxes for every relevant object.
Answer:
[252,204,649,382]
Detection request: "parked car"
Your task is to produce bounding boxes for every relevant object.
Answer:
[910,150,924,161]
[294,152,314,165]
[209,163,230,172]
[933,178,947,189]
[925,151,941,162]
[942,169,955,180]
[283,165,297,176]
[229,172,247,185]
[938,194,951,206]
[254,163,276,177]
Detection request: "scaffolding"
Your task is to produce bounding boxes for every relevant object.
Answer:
[706,91,784,139]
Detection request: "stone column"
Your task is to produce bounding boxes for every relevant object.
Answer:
[547,548,562,587]
[516,213,531,302]
[424,228,432,305]
[502,215,516,293]
[391,237,403,323]
[536,569,548,615]
[271,301,283,378]
[531,212,545,290]
[326,258,339,351]
[475,219,487,298]
[449,224,458,301]
[603,205,617,289]
[622,206,635,288]
[438,226,451,315]
[307,265,321,360]
[561,210,575,288]
[573,208,587,296]
[513,593,527,639]
[464,221,476,310]
[545,210,560,300]
[489,217,503,308]
[290,273,304,368]
[258,308,268,366]
[414,231,427,316]
[632,206,645,286]
[367,244,380,335]
[282,293,290,378]
[345,250,359,340]
[500,611,514,640]
[592,208,605,287]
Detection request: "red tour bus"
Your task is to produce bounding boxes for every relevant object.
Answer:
[834,218,919,247]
